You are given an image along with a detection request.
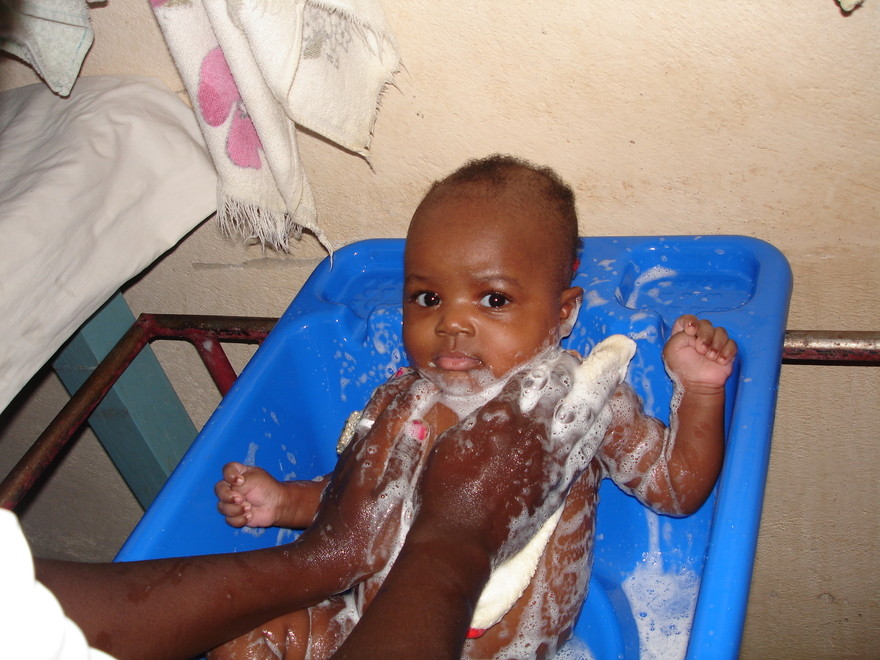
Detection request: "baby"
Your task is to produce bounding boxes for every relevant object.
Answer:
[212,155,737,659]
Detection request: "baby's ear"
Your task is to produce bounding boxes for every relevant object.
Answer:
[559,286,583,321]
[559,286,583,337]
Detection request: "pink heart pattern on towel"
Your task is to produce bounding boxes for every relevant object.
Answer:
[198,47,262,170]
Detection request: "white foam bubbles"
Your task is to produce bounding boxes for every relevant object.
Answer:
[621,511,700,660]
[553,635,595,660]
[625,266,679,309]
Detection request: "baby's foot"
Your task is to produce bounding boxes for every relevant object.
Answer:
[214,462,287,528]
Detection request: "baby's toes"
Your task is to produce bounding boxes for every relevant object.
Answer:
[225,514,250,528]
[217,499,246,518]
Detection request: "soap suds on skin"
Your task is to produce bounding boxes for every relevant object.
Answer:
[332,335,644,657]
[459,336,637,635]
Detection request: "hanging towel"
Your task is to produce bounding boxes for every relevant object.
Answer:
[836,0,864,11]
[150,0,400,251]
[0,0,93,96]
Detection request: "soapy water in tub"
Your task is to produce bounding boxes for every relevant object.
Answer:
[554,636,596,659]
[623,266,680,310]
[553,510,699,660]
[336,306,405,403]
[620,260,753,317]
[620,510,699,660]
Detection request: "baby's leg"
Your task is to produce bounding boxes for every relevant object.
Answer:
[206,609,310,660]
[205,597,356,660]
[298,595,359,660]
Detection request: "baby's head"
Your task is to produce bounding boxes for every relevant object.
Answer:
[403,154,583,395]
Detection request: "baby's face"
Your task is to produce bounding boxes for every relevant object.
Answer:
[403,189,581,395]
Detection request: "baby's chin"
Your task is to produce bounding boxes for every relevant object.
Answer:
[422,365,501,398]
[416,347,567,417]
[420,347,565,396]
[417,364,522,420]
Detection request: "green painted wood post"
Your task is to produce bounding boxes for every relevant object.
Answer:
[52,293,198,508]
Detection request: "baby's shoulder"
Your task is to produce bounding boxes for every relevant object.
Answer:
[600,382,651,441]
[608,381,642,413]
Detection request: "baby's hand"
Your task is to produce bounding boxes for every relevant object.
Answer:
[214,462,287,528]
[663,315,738,391]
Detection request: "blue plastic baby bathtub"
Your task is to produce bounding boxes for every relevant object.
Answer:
[118,236,792,659]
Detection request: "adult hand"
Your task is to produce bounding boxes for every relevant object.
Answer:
[412,349,592,568]
[295,369,438,592]
[332,350,598,660]
[33,370,437,660]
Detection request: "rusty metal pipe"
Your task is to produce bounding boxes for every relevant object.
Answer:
[1,317,876,512]
[138,314,277,342]
[191,338,240,395]
[137,314,276,396]
[0,321,152,510]
[783,330,880,364]
[0,314,276,511]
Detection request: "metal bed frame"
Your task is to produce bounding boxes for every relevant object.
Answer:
[1,315,877,510]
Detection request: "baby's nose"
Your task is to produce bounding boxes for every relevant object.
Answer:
[435,303,475,336]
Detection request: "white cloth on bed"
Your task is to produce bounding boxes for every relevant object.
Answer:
[0,0,93,96]
[150,0,399,251]
[0,75,218,413]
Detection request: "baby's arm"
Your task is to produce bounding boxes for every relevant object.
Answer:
[215,462,328,528]
[600,314,737,515]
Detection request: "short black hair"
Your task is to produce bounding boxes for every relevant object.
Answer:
[419,154,581,286]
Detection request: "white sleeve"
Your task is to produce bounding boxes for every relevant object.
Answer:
[0,509,118,660]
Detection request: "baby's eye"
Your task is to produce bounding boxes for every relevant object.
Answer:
[414,291,441,307]
[480,292,510,308]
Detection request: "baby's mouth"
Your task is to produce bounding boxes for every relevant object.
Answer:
[431,351,482,372]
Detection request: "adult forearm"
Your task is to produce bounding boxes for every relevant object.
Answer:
[36,543,331,660]
[332,537,492,660]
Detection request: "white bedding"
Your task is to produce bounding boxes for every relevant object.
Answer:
[0,75,218,412]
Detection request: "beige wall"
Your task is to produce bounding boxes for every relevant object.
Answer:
[0,1,877,657]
